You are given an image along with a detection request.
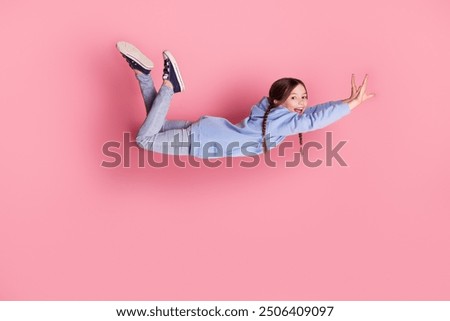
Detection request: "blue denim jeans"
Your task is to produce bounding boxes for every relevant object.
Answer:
[135,73,192,155]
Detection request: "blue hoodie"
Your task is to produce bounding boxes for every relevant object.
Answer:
[189,97,351,158]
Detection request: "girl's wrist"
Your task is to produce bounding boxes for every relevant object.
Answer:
[342,97,357,110]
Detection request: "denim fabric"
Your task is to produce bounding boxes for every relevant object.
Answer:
[134,73,192,155]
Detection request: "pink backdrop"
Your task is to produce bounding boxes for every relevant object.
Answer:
[1,0,449,300]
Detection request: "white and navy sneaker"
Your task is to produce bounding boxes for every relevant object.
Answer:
[116,41,154,75]
[162,50,185,93]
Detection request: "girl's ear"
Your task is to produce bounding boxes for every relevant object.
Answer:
[273,99,279,105]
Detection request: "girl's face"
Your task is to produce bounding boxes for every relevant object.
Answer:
[277,84,308,114]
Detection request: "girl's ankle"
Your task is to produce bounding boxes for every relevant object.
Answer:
[163,80,174,89]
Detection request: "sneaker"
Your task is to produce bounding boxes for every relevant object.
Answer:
[162,50,185,93]
[116,41,154,75]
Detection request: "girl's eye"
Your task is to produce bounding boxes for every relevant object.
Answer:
[291,97,297,100]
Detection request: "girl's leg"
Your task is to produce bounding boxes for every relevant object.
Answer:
[136,72,157,115]
[134,49,192,155]
[136,127,192,156]
[136,72,192,131]
[135,83,193,155]
[136,84,174,138]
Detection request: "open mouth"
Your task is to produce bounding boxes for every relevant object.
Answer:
[294,108,305,114]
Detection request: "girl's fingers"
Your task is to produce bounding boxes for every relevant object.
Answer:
[355,86,362,99]
[352,74,374,102]
[362,74,369,89]
[362,92,376,102]
[351,74,357,95]
[351,74,373,100]
[359,75,368,95]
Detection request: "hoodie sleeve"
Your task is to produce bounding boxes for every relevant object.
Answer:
[269,100,351,136]
[292,100,351,133]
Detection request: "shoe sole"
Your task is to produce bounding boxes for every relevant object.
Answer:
[116,41,154,69]
[163,50,185,92]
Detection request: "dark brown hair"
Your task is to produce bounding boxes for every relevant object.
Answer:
[262,78,308,153]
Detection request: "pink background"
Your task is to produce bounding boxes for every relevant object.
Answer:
[1,0,449,300]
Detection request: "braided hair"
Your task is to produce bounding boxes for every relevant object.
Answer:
[262,78,307,154]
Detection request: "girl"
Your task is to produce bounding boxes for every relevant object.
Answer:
[116,41,375,159]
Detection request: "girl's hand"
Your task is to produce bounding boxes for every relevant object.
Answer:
[343,74,376,110]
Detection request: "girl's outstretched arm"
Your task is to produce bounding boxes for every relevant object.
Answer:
[269,74,375,136]
[342,74,376,110]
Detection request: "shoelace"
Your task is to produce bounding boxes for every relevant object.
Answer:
[162,59,170,80]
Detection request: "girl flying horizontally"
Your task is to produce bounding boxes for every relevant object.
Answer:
[116,41,375,159]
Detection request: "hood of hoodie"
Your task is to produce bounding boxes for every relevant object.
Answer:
[249,96,291,119]
[249,97,270,118]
